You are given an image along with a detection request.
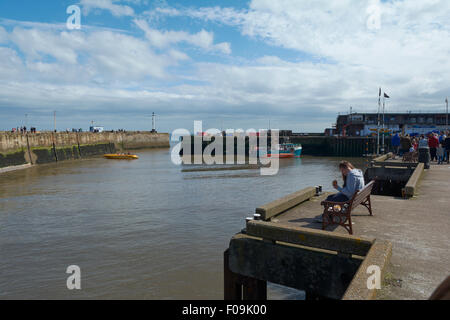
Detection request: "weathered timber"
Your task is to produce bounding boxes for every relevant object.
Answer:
[372,161,418,169]
[255,187,317,221]
[372,153,393,163]
[245,220,374,256]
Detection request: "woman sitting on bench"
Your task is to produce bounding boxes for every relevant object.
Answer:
[327,161,365,202]
[315,161,365,224]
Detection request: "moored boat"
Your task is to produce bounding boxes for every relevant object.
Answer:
[267,143,302,158]
[104,153,139,160]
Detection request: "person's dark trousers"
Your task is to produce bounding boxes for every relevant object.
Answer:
[430,147,437,161]
[447,150,450,163]
[326,193,349,202]
[394,146,400,156]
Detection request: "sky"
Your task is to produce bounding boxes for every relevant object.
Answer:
[0,0,449,133]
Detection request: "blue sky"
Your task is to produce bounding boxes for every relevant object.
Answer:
[0,0,449,133]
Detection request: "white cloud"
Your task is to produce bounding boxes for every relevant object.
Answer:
[0,47,24,80]
[150,0,450,109]
[2,1,450,132]
[134,19,231,54]
[5,26,190,84]
[80,0,135,17]
[10,27,79,64]
[0,26,8,43]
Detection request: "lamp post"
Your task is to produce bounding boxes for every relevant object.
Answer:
[152,112,156,132]
[446,97,448,132]
[381,92,390,154]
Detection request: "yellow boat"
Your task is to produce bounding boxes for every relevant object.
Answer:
[104,153,139,160]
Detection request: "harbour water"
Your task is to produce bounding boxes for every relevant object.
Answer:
[0,148,366,299]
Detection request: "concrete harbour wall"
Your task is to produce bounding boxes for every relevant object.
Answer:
[0,131,170,168]
[288,136,391,157]
[184,136,391,158]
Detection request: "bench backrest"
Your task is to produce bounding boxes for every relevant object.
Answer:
[349,180,375,210]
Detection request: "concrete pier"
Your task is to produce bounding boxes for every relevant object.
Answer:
[224,162,450,300]
[184,135,388,158]
[0,131,170,168]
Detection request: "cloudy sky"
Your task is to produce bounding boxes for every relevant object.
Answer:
[0,0,449,132]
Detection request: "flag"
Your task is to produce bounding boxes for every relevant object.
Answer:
[379,88,381,97]
[384,93,390,98]
[446,97,448,104]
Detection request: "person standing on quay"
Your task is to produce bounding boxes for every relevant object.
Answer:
[400,134,412,156]
[428,133,439,162]
[412,137,418,151]
[418,135,428,148]
[417,135,431,168]
[391,133,401,157]
[444,135,450,164]
[437,144,445,165]
[441,134,447,162]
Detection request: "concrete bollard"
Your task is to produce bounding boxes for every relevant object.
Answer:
[315,186,323,196]
[253,213,262,221]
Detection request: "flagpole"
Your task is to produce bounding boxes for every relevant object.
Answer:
[446,97,449,132]
[382,96,385,153]
[377,88,381,155]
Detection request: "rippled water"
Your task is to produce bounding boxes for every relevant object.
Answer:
[0,149,367,299]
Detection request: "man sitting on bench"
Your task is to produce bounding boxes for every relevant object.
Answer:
[315,161,365,223]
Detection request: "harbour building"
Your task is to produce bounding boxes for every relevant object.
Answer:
[335,112,449,137]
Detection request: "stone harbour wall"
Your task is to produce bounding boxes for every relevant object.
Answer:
[0,131,170,168]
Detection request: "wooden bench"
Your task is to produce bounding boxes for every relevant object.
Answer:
[320,181,375,235]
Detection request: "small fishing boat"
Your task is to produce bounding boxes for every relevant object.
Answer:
[267,143,302,158]
[104,153,139,160]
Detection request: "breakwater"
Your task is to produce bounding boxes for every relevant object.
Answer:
[289,136,391,157]
[0,131,169,168]
[182,136,391,158]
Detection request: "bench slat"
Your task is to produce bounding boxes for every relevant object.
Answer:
[351,181,374,209]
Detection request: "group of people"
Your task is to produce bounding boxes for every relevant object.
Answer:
[391,132,450,164]
[11,126,37,134]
